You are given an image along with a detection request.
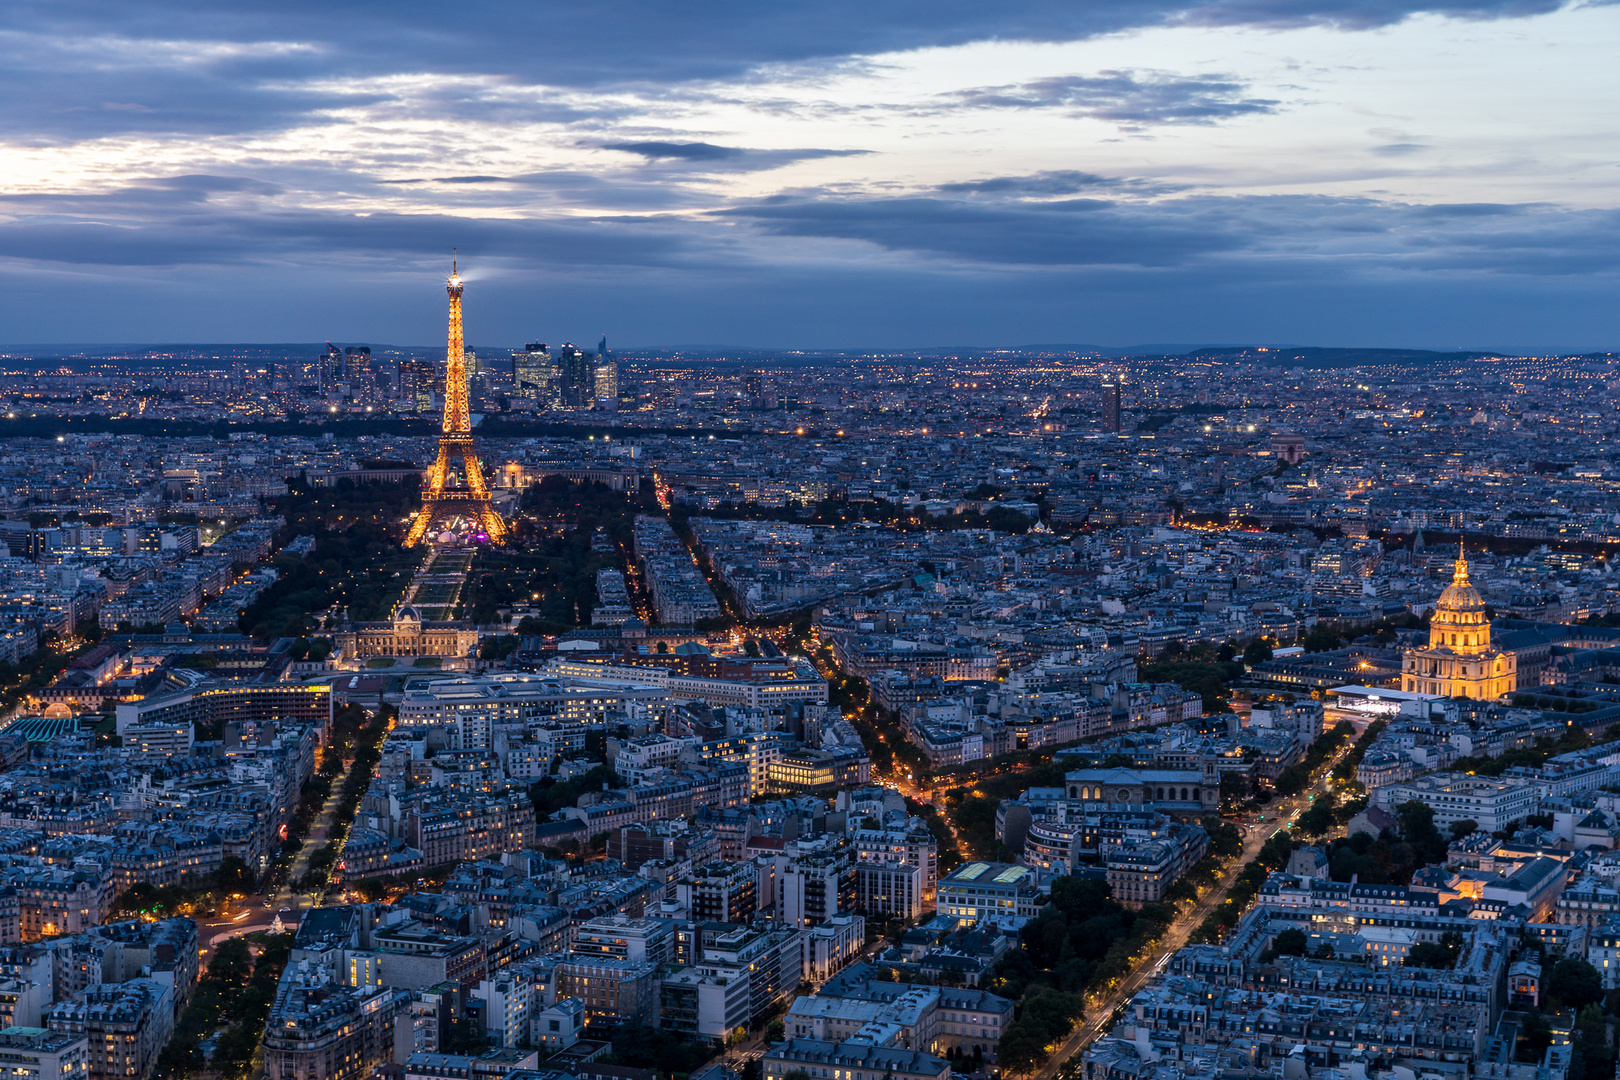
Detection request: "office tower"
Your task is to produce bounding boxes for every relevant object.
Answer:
[319,343,343,393]
[343,345,371,385]
[512,342,550,401]
[465,349,489,410]
[399,358,434,410]
[404,256,508,547]
[593,358,618,411]
[558,343,591,408]
[743,368,764,405]
[1101,380,1123,433]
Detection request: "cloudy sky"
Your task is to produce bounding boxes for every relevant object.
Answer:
[3,0,1618,349]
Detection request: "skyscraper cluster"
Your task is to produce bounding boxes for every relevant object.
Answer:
[509,338,618,411]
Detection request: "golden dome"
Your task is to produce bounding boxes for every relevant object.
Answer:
[1429,542,1488,649]
[1437,547,1486,615]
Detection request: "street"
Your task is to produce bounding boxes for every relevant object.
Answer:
[1029,744,1353,1080]
[778,639,1353,1080]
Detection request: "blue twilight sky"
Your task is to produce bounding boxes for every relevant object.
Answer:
[3,0,1619,350]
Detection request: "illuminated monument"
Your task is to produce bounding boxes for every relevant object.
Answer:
[405,256,509,547]
[1401,543,1515,699]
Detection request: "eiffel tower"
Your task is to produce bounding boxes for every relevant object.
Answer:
[404,256,509,547]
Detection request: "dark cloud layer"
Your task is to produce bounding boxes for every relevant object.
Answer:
[0,187,705,270]
[8,174,1620,284]
[0,0,1573,141]
[949,72,1278,125]
[938,171,1178,196]
[721,190,1620,277]
[1,1,1612,347]
[603,142,745,161]
[597,142,872,171]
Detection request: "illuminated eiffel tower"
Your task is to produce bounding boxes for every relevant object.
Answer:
[404,256,508,547]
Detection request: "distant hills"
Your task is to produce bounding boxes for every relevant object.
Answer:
[1157,346,1496,367]
[1,342,1609,371]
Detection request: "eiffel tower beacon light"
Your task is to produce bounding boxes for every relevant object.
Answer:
[404,254,509,547]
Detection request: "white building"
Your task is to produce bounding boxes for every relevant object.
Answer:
[856,861,926,920]
[807,913,865,981]
[0,1027,88,1080]
[614,734,695,784]
[475,974,531,1047]
[1371,773,1538,833]
[533,997,584,1051]
[937,862,1044,930]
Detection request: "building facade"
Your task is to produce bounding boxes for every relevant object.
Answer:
[1402,549,1516,699]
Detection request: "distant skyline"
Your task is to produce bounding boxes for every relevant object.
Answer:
[3,2,1619,349]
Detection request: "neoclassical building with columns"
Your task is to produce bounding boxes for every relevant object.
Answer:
[1062,766,1220,820]
[332,605,478,663]
[1402,547,1516,699]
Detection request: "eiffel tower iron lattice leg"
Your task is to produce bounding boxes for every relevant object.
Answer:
[404,255,509,547]
[407,436,509,546]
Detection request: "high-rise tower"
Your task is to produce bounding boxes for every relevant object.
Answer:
[405,257,509,547]
[512,342,550,401]
[1101,379,1123,434]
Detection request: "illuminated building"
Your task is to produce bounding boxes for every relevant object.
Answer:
[264,965,408,1080]
[0,1027,87,1080]
[593,357,618,410]
[1401,546,1516,699]
[1101,380,1122,433]
[319,342,343,393]
[937,862,1043,930]
[405,257,508,547]
[399,357,435,409]
[45,980,172,1080]
[115,683,331,735]
[511,342,550,401]
[558,343,591,408]
[342,345,371,386]
[334,606,478,667]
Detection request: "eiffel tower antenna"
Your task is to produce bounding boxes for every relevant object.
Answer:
[404,257,508,547]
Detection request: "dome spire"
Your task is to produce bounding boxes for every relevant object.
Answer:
[1453,539,1470,586]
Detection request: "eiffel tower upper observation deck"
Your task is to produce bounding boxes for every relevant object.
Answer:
[405,257,509,547]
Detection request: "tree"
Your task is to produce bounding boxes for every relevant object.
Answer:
[1208,822,1243,859]
[1243,638,1274,666]
[1301,624,1343,653]
[1406,941,1455,969]
[1517,1012,1553,1063]
[1395,800,1448,864]
[1297,794,1336,838]
[213,856,255,896]
[1273,928,1308,956]
[1573,1004,1610,1080]
[998,988,1084,1072]
[1274,764,1310,798]
[1449,819,1479,841]
[1548,957,1605,1011]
